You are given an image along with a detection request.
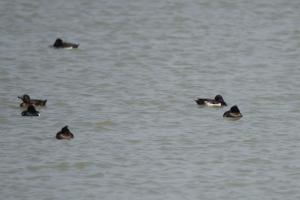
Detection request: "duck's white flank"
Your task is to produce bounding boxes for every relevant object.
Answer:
[204,101,222,107]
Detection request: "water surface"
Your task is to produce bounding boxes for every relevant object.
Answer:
[1,0,300,199]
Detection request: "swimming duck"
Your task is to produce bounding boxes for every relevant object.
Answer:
[53,38,79,49]
[223,105,243,118]
[195,95,227,107]
[18,94,47,107]
[21,105,40,116]
[56,126,74,140]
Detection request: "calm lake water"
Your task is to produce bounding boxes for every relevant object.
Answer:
[1,0,300,199]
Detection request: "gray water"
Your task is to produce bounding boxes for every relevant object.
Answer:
[1,0,300,199]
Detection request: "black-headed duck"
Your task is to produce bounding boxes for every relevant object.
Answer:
[21,104,40,116]
[53,38,79,49]
[195,95,227,107]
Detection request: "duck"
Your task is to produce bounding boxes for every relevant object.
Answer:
[53,38,79,49]
[223,105,243,119]
[18,94,47,107]
[21,104,40,116]
[195,95,227,107]
[56,126,74,140]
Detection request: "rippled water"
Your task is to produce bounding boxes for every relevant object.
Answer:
[1,0,300,199]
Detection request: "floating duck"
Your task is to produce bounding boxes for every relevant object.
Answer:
[18,94,47,107]
[53,38,79,49]
[195,95,227,107]
[56,126,74,140]
[21,105,40,116]
[223,105,243,119]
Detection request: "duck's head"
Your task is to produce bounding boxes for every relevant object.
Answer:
[18,94,31,103]
[61,126,70,133]
[215,95,227,106]
[230,105,241,113]
[53,38,63,47]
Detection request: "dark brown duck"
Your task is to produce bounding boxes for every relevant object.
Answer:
[18,94,47,107]
[223,105,243,119]
[56,126,74,140]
